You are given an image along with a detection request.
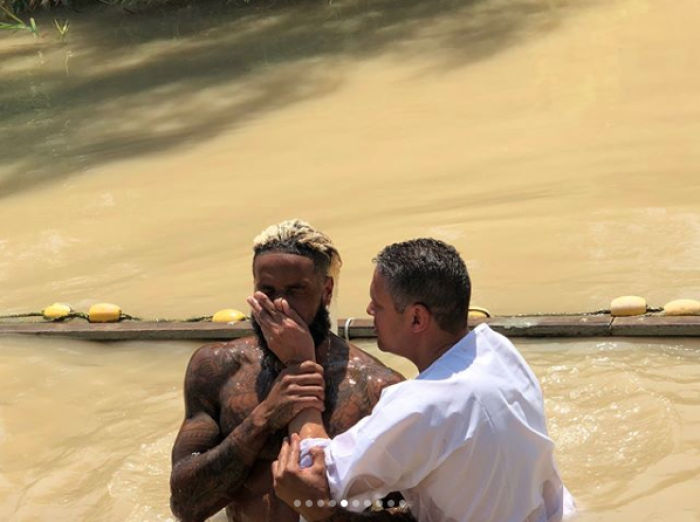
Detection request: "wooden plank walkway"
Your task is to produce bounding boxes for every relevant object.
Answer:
[1,316,700,341]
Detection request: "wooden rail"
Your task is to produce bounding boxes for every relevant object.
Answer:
[1,316,700,341]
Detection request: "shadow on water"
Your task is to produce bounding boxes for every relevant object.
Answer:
[0,0,583,198]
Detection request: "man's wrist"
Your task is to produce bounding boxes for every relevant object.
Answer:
[284,351,317,365]
[251,401,280,434]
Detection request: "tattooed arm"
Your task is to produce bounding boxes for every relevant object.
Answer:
[170,345,325,522]
[170,344,265,522]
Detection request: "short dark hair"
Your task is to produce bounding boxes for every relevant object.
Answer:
[374,238,471,334]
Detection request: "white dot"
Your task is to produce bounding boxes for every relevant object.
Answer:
[328,500,337,507]
[294,500,301,507]
[306,500,313,507]
[317,500,325,507]
[364,500,372,508]
[340,499,348,508]
[387,500,395,507]
[352,500,360,507]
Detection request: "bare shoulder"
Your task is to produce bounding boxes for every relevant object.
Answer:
[333,335,405,405]
[183,337,262,415]
[344,339,405,387]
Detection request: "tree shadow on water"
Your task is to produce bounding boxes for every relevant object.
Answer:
[0,0,584,199]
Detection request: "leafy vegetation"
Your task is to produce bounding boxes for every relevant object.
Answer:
[54,16,68,40]
[0,3,38,35]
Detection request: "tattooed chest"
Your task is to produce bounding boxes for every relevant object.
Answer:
[218,394,286,460]
[218,368,271,430]
[216,366,374,447]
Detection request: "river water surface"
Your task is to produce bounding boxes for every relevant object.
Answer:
[1,0,699,520]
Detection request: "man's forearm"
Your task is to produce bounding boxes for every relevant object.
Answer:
[289,408,329,439]
[287,348,327,439]
[170,405,273,522]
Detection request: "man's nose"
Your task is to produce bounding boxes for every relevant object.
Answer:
[264,290,284,302]
[366,302,374,316]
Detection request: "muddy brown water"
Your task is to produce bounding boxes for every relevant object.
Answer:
[1,0,699,520]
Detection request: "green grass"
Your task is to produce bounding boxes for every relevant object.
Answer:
[54,17,68,40]
[0,3,38,35]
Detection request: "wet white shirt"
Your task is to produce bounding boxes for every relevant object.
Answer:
[301,323,576,522]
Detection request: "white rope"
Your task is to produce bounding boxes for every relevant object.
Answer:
[343,317,355,342]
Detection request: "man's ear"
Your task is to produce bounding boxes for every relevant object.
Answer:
[323,276,334,308]
[409,304,431,333]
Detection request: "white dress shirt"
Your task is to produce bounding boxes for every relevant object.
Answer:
[300,323,576,522]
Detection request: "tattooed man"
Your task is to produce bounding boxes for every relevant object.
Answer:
[170,220,410,522]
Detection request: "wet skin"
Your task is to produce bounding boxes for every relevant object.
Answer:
[170,334,404,522]
[170,252,406,522]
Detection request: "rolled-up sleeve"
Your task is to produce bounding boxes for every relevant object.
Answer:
[299,429,402,512]
[323,422,408,511]
[299,382,471,512]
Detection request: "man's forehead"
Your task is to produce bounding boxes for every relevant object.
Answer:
[253,252,318,281]
[370,270,388,296]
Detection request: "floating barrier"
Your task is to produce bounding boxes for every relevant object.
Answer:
[1,297,700,340]
[2,316,700,340]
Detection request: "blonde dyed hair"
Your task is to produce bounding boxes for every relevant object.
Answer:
[253,219,342,281]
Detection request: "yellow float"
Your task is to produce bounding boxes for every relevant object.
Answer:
[42,302,73,320]
[468,306,492,319]
[88,303,122,323]
[663,299,700,316]
[212,309,247,323]
[610,296,647,317]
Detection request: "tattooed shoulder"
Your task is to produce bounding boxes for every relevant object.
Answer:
[183,338,261,416]
[345,343,405,407]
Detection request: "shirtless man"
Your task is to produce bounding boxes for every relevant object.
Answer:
[170,220,407,522]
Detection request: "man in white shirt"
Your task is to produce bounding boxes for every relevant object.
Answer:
[249,238,575,522]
